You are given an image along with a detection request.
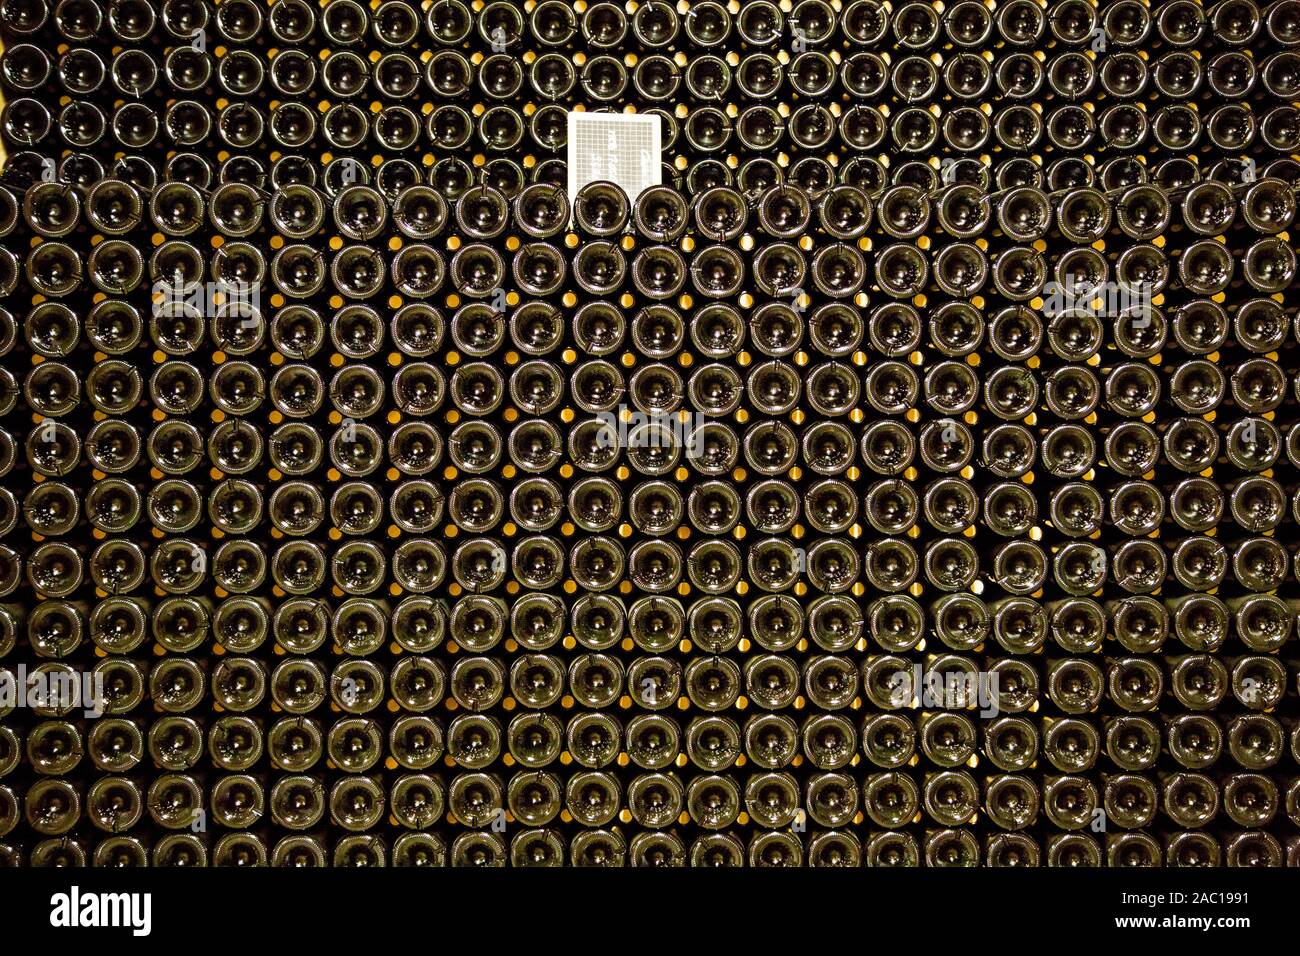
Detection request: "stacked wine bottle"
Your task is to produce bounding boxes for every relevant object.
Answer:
[0,0,1299,866]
